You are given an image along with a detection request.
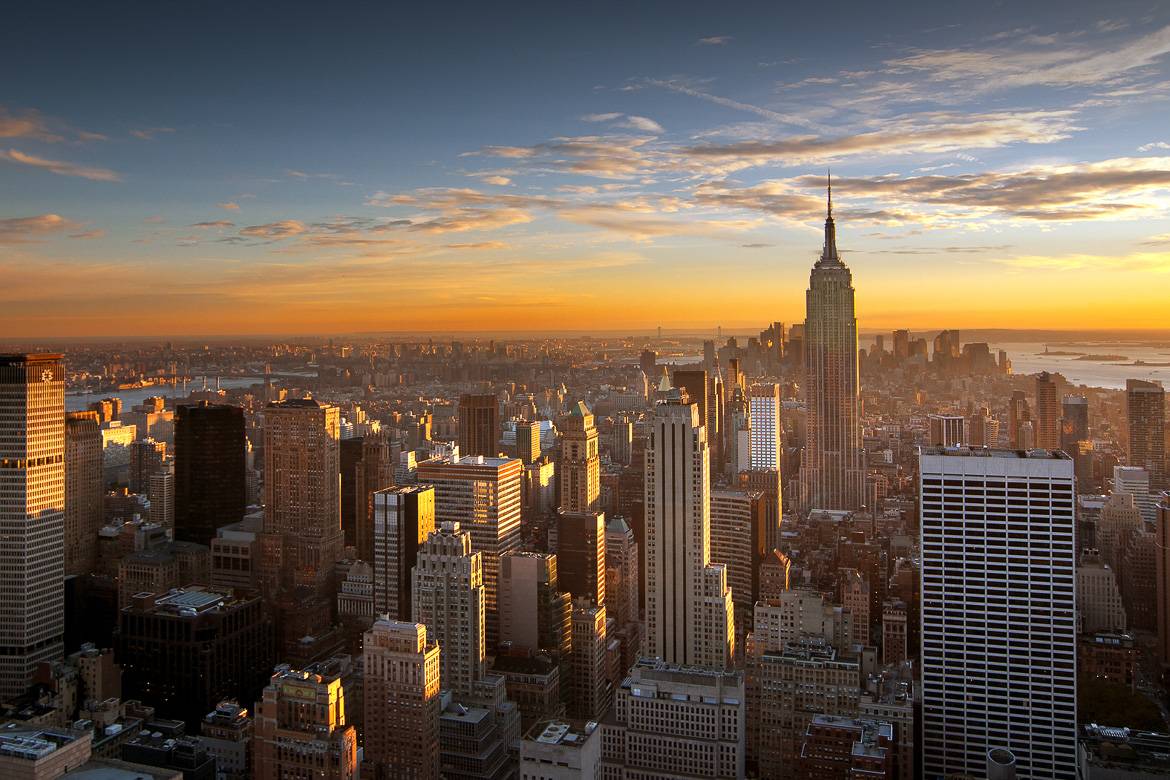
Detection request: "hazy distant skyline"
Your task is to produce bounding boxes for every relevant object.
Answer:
[3,0,1169,336]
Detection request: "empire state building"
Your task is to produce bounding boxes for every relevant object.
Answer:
[799,181,865,510]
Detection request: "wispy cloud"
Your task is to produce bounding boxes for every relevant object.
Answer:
[1139,141,1170,152]
[0,214,82,243]
[0,148,121,181]
[581,112,664,134]
[697,35,733,46]
[239,220,308,239]
[191,220,235,228]
[130,126,175,141]
[0,105,106,143]
[217,201,241,211]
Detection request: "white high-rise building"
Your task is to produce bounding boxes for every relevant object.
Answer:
[748,383,782,471]
[0,354,66,699]
[1113,464,1156,523]
[799,182,865,511]
[919,447,1077,779]
[644,389,734,669]
[412,521,485,699]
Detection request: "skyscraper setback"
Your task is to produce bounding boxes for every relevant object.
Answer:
[644,388,734,669]
[0,354,66,699]
[799,185,864,511]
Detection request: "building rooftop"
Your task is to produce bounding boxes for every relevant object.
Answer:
[528,719,597,747]
[1081,725,1170,772]
[0,725,87,761]
[921,445,1071,460]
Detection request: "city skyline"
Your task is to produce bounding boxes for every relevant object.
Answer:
[3,1,1170,336]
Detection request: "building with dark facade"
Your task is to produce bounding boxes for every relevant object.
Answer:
[174,402,246,546]
[458,393,500,458]
[115,587,274,729]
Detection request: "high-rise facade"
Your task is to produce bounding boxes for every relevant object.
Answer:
[1156,493,1170,666]
[1127,378,1166,489]
[710,488,768,638]
[570,601,611,721]
[253,664,359,780]
[644,389,734,669]
[919,447,1077,779]
[515,419,541,465]
[558,400,600,512]
[927,415,966,448]
[416,455,522,648]
[0,353,66,699]
[748,383,782,471]
[412,521,485,698]
[341,432,395,561]
[1034,371,1061,450]
[64,410,103,577]
[363,619,441,780]
[497,551,572,662]
[799,189,864,511]
[459,393,500,458]
[372,485,436,621]
[174,401,246,546]
[555,509,606,606]
[261,398,343,592]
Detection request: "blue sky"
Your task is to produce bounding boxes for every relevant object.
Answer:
[2,1,1170,335]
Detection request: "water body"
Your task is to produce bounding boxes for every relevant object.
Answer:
[989,342,1170,391]
[65,376,266,411]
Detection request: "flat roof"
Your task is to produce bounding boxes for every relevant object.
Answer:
[920,445,1071,460]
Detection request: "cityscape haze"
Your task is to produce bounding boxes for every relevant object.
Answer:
[2,2,1170,779]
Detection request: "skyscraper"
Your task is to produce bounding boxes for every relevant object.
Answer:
[363,618,441,780]
[558,400,600,512]
[253,664,359,780]
[710,488,768,639]
[416,454,523,648]
[919,447,1077,779]
[799,184,864,511]
[1156,493,1170,666]
[174,401,246,546]
[1008,391,1032,450]
[1034,371,1061,450]
[497,551,572,663]
[261,398,343,592]
[372,485,436,621]
[64,410,103,577]
[644,388,734,669]
[0,353,65,699]
[514,419,541,465]
[555,510,606,606]
[459,393,500,458]
[412,521,485,698]
[748,383,782,471]
[1127,379,1166,489]
[927,414,966,447]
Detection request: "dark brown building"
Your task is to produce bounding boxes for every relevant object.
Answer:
[116,587,274,729]
[458,393,500,458]
[175,402,246,546]
[556,510,606,606]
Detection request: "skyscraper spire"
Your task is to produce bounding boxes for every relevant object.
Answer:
[827,169,832,219]
[820,170,839,265]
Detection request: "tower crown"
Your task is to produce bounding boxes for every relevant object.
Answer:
[817,171,843,268]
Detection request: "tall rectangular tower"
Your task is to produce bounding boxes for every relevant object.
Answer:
[919,447,1077,779]
[174,401,246,546]
[459,393,500,458]
[416,455,522,649]
[0,353,65,699]
[1034,371,1061,450]
[644,389,733,669]
[363,619,441,780]
[64,410,103,577]
[372,485,436,621]
[1127,379,1166,489]
[748,383,782,471]
[262,398,343,592]
[558,400,600,512]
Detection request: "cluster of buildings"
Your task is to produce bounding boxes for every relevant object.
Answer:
[2,193,1170,779]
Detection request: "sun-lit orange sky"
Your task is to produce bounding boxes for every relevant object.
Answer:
[2,2,1169,337]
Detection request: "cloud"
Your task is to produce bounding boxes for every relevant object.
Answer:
[0,214,82,243]
[679,110,1076,168]
[785,156,1170,222]
[192,220,235,228]
[740,243,774,248]
[642,78,823,131]
[443,241,508,250]
[886,23,1170,92]
[581,113,665,134]
[239,220,308,239]
[697,36,733,46]
[68,229,106,239]
[990,251,1170,273]
[0,105,106,143]
[130,127,175,141]
[0,148,121,181]
[480,175,512,186]
[217,201,241,211]
[1139,141,1170,152]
